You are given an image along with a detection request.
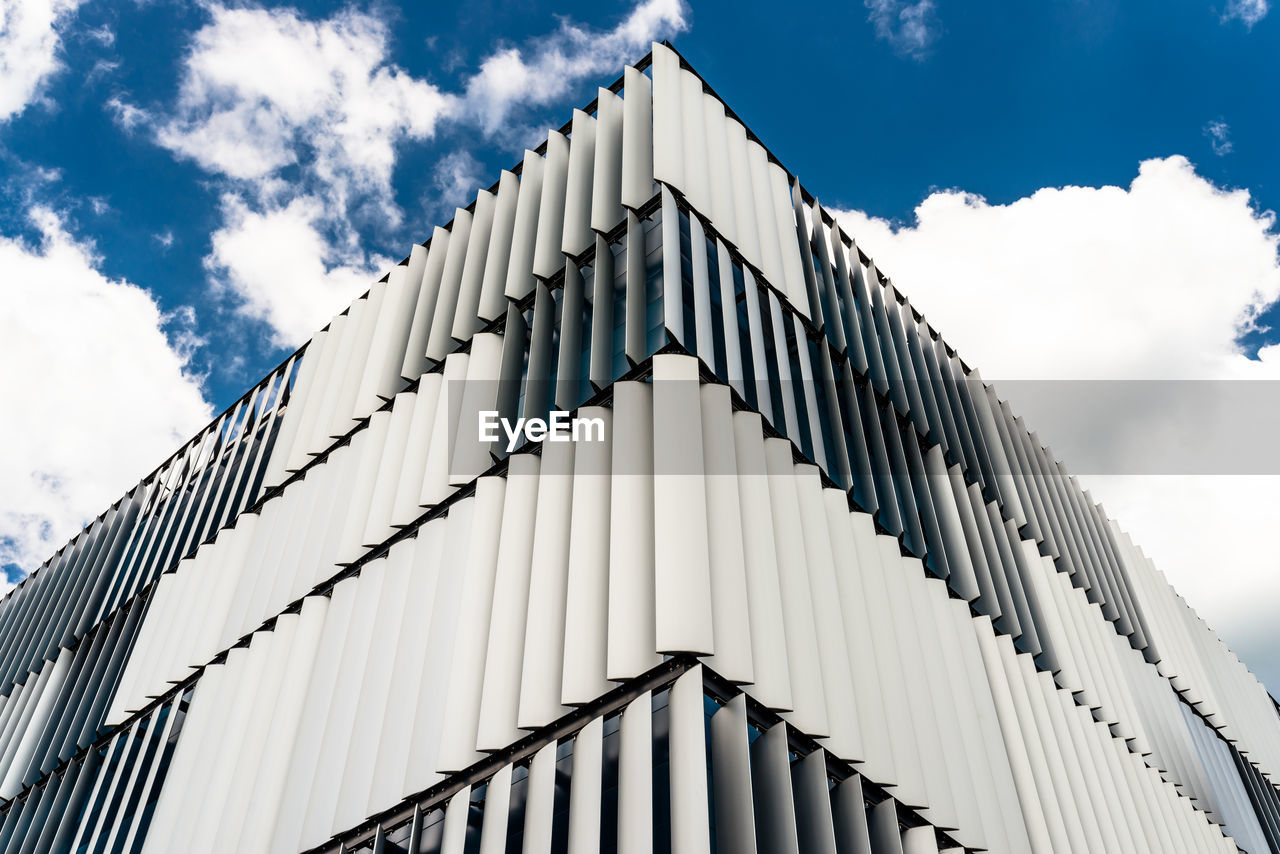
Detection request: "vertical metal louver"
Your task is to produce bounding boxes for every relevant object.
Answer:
[3,40,1278,854]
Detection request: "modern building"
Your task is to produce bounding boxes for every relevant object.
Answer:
[2,42,1280,854]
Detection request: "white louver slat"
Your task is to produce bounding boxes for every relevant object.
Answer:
[9,44,1278,854]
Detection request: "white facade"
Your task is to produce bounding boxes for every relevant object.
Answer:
[0,42,1278,854]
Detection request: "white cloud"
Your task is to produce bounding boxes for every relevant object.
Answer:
[85,57,119,83]
[1222,0,1269,27]
[205,193,389,348]
[105,94,147,130]
[430,150,485,214]
[0,0,85,120]
[835,157,1279,380]
[124,0,688,351]
[145,0,689,182]
[833,155,1280,689]
[462,0,688,135]
[151,4,455,210]
[864,0,938,59]
[83,21,110,45]
[0,207,212,575]
[1204,118,1233,156]
[113,4,457,350]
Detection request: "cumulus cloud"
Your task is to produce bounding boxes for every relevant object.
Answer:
[120,0,688,350]
[430,150,486,215]
[1222,0,1269,27]
[143,0,688,195]
[152,4,455,211]
[864,0,938,59]
[0,0,86,120]
[1204,119,1233,156]
[0,207,212,576]
[205,193,389,347]
[108,3,455,347]
[835,157,1279,379]
[833,155,1280,689]
[462,0,688,135]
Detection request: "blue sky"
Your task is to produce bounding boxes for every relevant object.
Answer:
[3,0,1280,685]
[5,0,1277,405]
